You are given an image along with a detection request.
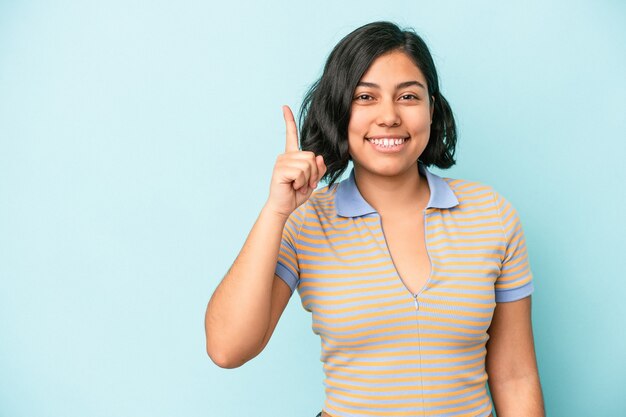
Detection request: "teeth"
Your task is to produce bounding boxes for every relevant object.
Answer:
[369,138,406,147]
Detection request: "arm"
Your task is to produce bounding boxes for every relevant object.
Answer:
[205,208,292,368]
[205,106,326,368]
[486,296,545,416]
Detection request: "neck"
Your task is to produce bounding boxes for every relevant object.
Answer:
[353,163,430,215]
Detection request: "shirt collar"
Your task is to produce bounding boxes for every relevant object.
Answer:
[335,162,459,217]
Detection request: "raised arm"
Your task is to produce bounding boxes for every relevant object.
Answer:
[205,106,326,368]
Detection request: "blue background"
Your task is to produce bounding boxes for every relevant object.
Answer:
[1,1,625,416]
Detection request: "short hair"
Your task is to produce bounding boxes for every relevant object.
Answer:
[299,21,457,188]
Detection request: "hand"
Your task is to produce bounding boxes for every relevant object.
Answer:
[265,105,327,218]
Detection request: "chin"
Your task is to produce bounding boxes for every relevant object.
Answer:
[359,162,418,178]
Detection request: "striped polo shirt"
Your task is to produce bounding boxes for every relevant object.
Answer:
[275,162,534,417]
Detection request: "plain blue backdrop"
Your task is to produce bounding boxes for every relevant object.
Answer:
[1,1,625,416]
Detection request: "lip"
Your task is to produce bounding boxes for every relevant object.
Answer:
[366,134,409,140]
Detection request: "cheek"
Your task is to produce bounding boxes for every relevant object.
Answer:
[347,109,370,135]
[405,108,432,129]
[407,119,432,140]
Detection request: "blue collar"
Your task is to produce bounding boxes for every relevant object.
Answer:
[335,162,459,217]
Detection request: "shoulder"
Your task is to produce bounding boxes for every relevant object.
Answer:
[309,183,337,205]
[282,185,338,235]
[440,174,521,220]
[441,176,499,206]
[303,183,340,218]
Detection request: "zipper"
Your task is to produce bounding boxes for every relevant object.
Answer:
[375,201,432,416]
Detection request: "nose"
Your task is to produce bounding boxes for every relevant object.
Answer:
[375,99,401,127]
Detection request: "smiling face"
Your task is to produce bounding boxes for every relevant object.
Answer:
[348,50,434,180]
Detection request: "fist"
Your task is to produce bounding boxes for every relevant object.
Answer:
[265,105,327,218]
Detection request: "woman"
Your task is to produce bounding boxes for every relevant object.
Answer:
[205,21,545,417]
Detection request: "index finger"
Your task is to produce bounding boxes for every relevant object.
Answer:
[282,105,299,153]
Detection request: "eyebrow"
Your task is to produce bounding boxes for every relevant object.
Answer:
[356,80,426,90]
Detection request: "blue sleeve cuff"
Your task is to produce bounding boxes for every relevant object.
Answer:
[495,281,534,303]
[275,263,298,294]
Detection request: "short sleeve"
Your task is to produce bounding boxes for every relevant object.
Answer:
[274,204,306,294]
[493,191,535,302]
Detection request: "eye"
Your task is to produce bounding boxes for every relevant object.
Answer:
[399,94,419,100]
[354,93,373,101]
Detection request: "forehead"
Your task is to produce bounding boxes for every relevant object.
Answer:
[359,50,426,84]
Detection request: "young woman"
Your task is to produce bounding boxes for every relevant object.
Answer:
[205,21,545,417]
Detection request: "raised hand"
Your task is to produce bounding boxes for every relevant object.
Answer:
[265,105,327,218]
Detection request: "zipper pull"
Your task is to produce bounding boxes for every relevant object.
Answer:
[413,294,419,311]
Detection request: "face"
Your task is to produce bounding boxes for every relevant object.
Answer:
[347,50,434,179]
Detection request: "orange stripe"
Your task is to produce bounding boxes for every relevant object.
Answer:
[428,245,505,255]
[297,233,383,246]
[299,282,401,298]
[300,259,393,271]
[496,275,531,289]
[326,377,487,392]
[426,219,501,231]
[432,259,500,266]
[428,235,503,245]
[428,228,502,239]
[326,390,489,415]
[319,330,484,346]
[301,220,379,234]
[301,268,397,280]
[325,380,484,403]
[305,294,408,312]
[422,292,495,303]
[299,276,393,289]
[299,249,389,261]
[324,340,483,352]
[324,343,483,359]
[298,237,384,250]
